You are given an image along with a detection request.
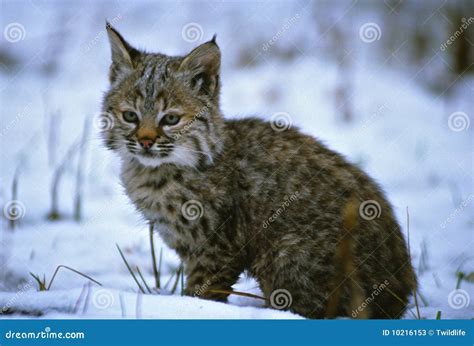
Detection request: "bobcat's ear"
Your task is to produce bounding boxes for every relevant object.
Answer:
[105,22,139,83]
[179,36,220,98]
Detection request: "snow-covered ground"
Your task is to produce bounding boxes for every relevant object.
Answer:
[0,1,472,319]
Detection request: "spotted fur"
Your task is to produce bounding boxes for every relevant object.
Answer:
[101,24,417,318]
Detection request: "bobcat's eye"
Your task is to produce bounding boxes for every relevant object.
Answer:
[122,111,138,123]
[161,113,181,126]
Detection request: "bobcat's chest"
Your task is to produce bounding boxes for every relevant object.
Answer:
[121,163,203,251]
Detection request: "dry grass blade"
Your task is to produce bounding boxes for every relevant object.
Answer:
[48,138,81,220]
[29,273,47,291]
[30,265,101,292]
[9,167,20,231]
[74,118,90,222]
[385,286,418,319]
[163,271,175,290]
[136,266,152,294]
[418,292,429,307]
[73,283,89,314]
[406,207,421,320]
[455,271,465,289]
[119,293,126,318]
[47,265,102,290]
[81,283,92,315]
[180,266,185,296]
[116,244,146,294]
[135,292,142,319]
[171,264,183,294]
[149,223,160,289]
[158,248,163,286]
[207,289,266,301]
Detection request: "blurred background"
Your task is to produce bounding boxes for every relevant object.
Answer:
[0,0,472,319]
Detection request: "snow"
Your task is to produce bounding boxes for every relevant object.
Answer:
[0,287,301,319]
[1,1,473,319]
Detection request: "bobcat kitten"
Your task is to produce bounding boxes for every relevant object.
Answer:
[102,24,416,318]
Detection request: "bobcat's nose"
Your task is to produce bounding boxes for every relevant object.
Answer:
[138,138,155,150]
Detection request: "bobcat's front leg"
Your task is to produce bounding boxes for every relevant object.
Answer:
[183,253,242,302]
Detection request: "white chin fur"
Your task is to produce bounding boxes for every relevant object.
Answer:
[134,146,199,168]
[134,154,163,167]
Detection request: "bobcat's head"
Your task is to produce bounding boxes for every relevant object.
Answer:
[102,23,224,168]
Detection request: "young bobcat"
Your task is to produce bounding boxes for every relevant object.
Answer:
[102,23,416,318]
